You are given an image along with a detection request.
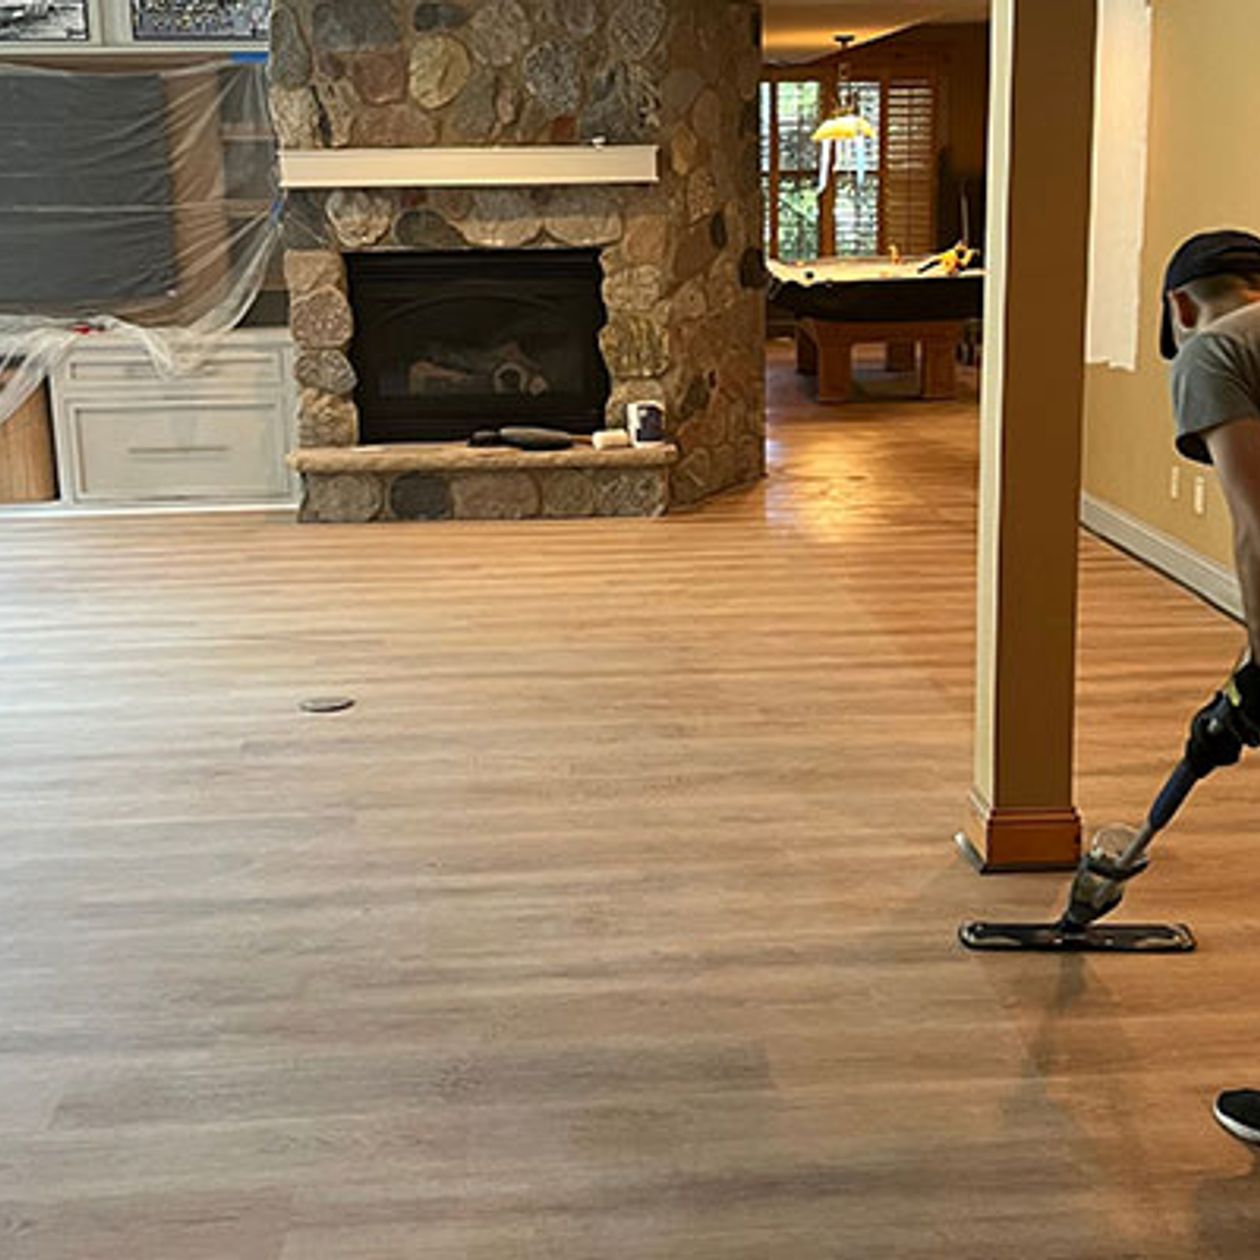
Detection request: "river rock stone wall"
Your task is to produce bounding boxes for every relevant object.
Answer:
[272,0,766,510]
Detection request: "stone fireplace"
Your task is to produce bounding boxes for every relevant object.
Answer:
[270,0,766,522]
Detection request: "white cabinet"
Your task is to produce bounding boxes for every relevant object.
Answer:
[50,330,298,509]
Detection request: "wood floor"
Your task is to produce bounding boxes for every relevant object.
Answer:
[2,343,1259,1258]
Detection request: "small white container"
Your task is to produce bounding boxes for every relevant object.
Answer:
[592,428,631,450]
[626,401,666,446]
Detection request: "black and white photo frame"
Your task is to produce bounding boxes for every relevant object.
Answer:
[0,0,94,44]
[0,0,270,49]
[128,0,269,44]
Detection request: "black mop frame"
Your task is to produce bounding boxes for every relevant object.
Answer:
[959,759,1201,954]
[958,920,1195,952]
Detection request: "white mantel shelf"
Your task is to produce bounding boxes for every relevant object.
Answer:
[278,145,660,190]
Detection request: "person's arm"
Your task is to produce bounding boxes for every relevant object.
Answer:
[1204,418,1260,661]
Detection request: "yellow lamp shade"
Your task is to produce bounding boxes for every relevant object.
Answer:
[811,114,876,143]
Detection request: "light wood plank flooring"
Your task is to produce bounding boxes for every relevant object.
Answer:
[1,343,1258,1258]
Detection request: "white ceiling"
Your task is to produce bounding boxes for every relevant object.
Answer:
[763,1,990,64]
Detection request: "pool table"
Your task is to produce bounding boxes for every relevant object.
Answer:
[768,257,984,403]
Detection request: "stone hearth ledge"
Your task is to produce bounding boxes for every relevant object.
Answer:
[290,442,677,475]
[292,443,680,522]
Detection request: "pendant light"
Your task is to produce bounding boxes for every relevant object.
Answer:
[812,35,876,144]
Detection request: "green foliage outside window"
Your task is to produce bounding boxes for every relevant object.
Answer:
[762,78,881,262]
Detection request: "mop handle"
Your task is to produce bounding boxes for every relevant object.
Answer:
[1115,759,1200,872]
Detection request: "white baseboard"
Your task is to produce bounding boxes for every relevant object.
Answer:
[1081,493,1243,620]
[0,500,298,521]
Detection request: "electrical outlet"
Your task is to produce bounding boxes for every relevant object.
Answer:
[1170,466,1181,500]
[1193,475,1207,516]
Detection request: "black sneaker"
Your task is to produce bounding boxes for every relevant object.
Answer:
[1213,1090,1260,1145]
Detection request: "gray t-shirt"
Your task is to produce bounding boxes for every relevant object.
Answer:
[1171,301,1260,463]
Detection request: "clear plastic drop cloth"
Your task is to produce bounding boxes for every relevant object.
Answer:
[0,57,281,424]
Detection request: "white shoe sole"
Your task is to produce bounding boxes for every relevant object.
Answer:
[1213,1101,1260,1145]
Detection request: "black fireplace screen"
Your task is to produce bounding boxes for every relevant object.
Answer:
[347,249,611,444]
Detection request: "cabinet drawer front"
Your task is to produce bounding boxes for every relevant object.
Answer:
[71,401,291,501]
[63,349,288,391]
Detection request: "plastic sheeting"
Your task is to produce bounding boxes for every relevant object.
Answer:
[0,58,281,424]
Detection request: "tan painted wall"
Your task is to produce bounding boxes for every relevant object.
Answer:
[1082,0,1260,565]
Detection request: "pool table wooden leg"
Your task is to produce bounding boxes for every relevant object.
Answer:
[795,323,818,376]
[921,333,961,400]
[886,340,917,373]
[801,319,855,402]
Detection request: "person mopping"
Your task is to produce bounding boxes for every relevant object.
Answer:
[1160,230,1260,1146]
[960,230,1260,1145]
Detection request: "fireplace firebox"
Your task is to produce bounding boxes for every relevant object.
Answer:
[347,249,611,445]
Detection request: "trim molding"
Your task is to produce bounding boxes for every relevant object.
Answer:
[0,502,296,520]
[1081,493,1243,620]
[960,790,1082,873]
[278,145,661,190]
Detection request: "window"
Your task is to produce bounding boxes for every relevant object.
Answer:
[832,82,881,256]
[777,81,822,262]
[761,67,938,262]
[761,79,823,262]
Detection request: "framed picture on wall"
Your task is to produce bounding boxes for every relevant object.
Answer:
[0,0,94,42]
[129,0,269,43]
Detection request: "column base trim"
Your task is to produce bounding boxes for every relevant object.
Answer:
[959,791,1082,872]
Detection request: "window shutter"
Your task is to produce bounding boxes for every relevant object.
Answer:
[881,76,937,255]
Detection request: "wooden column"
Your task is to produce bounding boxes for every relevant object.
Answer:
[960,0,1097,872]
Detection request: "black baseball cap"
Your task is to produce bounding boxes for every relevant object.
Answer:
[1160,229,1260,359]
